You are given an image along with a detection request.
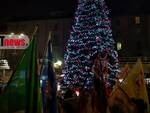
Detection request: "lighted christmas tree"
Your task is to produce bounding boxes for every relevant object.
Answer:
[61,0,120,91]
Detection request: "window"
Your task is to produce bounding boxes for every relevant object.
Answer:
[135,16,140,24]
[117,42,122,51]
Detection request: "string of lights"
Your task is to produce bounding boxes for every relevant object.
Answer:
[61,0,120,91]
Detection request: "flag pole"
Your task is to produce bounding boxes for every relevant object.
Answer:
[39,31,57,113]
[32,26,38,38]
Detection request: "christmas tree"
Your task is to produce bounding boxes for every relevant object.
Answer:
[61,0,120,91]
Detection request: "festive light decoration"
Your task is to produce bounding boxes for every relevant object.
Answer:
[75,90,80,96]
[61,0,120,91]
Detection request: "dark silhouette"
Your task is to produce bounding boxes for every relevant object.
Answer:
[63,89,77,113]
[131,98,147,113]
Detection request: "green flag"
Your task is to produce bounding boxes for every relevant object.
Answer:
[0,38,42,113]
[25,37,42,113]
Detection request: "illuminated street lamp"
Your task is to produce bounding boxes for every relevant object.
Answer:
[54,60,62,69]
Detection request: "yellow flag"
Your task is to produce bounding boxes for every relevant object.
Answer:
[111,64,129,93]
[120,59,150,113]
[119,64,129,80]
[107,64,133,113]
[108,87,136,113]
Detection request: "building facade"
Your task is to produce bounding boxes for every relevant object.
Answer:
[1,18,73,68]
[112,15,150,57]
[0,15,150,75]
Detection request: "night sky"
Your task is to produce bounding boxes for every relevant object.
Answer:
[0,0,149,22]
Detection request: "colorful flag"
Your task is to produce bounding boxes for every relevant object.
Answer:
[47,40,57,113]
[119,64,129,80]
[113,64,129,88]
[41,65,49,113]
[40,37,57,113]
[108,60,150,113]
[25,38,42,113]
[108,87,136,113]
[107,64,130,113]
[0,38,42,113]
[92,54,108,113]
[120,59,150,113]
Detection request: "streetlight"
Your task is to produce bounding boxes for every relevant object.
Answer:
[54,60,62,69]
